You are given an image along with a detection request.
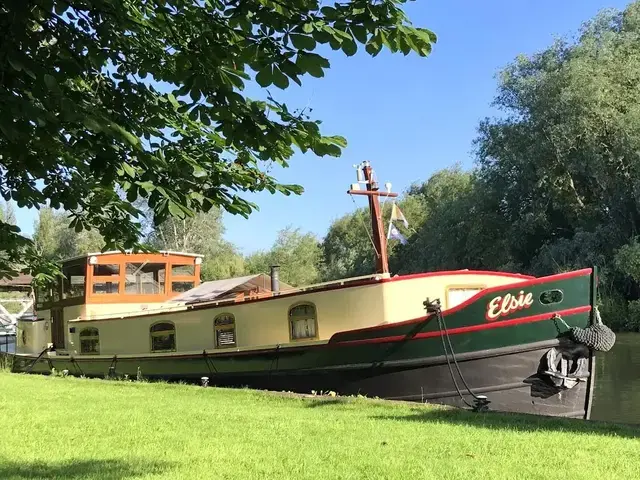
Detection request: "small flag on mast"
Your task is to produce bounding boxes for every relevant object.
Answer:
[387,223,408,245]
[390,203,409,229]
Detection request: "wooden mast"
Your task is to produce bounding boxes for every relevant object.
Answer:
[347,161,398,274]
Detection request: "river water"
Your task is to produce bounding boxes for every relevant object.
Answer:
[1,333,638,424]
[591,332,640,424]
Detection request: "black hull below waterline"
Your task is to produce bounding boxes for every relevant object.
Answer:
[9,339,596,419]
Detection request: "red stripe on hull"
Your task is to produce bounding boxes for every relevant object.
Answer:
[332,305,592,347]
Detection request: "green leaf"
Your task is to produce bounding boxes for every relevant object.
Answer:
[365,38,383,57]
[7,57,23,72]
[272,68,290,89]
[324,135,348,148]
[312,29,332,44]
[296,54,325,78]
[44,74,61,94]
[122,162,136,178]
[255,65,273,87]
[108,122,141,149]
[137,181,156,193]
[280,61,302,86]
[342,38,357,56]
[167,93,180,109]
[302,23,314,34]
[290,34,316,50]
[82,116,104,133]
[321,6,337,19]
[350,26,368,44]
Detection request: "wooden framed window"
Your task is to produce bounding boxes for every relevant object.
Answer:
[150,321,176,352]
[63,264,86,299]
[172,264,194,276]
[79,328,100,354]
[289,303,318,340]
[126,263,166,295]
[93,264,120,276]
[172,281,194,293]
[214,313,236,348]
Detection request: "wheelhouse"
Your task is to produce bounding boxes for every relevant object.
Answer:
[34,251,203,312]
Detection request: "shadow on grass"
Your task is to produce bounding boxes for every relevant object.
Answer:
[305,398,347,408]
[371,407,640,439]
[0,458,173,479]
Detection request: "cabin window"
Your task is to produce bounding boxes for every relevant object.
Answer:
[150,321,176,352]
[79,328,100,354]
[35,283,54,305]
[214,313,236,348]
[63,264,86,299]
[126,263,166,295]
[172,264,194,276]
[446,287,484,308]
[93,264,120,276]
[172,281,194,293]
[289,303,318,340]
[93,282,120,294]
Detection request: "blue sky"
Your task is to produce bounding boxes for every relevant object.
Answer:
[13,0,632,254]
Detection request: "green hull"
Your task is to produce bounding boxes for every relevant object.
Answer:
[11,268,607,418]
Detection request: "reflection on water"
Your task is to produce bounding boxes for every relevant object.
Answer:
[591,333,640,425]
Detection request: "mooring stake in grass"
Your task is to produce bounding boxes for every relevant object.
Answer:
[1,372,639,479]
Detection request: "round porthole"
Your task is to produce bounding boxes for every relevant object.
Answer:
[539,289,563,305]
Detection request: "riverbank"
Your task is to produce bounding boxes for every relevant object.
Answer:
[1,373,639,479]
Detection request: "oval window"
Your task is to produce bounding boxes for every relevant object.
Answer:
[539,289,563,305]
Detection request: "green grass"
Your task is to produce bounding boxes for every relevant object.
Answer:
[0,373,639,479]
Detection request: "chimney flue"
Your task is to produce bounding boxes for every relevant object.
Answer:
[270,265,280,293]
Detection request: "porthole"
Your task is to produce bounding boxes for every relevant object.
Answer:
[539,289,563,305]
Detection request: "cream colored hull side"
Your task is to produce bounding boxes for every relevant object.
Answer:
[21,273,527,358]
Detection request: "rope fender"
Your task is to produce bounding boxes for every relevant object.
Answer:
[553,306,616,352]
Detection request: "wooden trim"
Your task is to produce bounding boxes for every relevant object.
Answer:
[84,252,200,304]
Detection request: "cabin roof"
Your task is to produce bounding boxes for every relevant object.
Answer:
[170,273,293,304]
[60,250,205,263]
[0,273,33,288]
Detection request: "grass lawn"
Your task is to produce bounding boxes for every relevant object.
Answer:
[0,372,639,479]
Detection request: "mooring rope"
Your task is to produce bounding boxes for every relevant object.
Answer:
[25,345,52,374]
[426,298,489,411]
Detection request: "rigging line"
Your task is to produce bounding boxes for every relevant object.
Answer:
[349,193,379,257]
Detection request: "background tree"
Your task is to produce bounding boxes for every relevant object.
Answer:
[142,204,245,281]
[245,226,323,286]
[32,207,105,261]
[321,193,425,280]
[470,2,640,329]
[0,0,437,280]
